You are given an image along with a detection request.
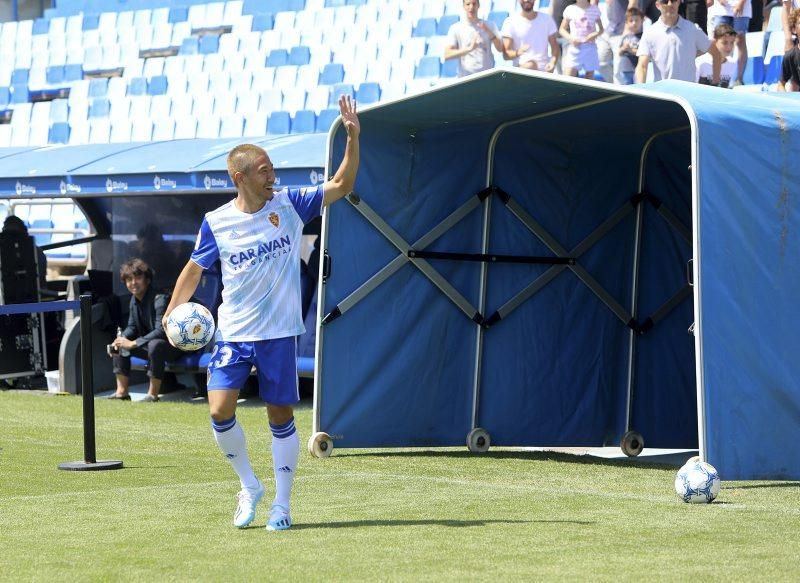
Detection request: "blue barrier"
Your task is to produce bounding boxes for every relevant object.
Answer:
[0,300,79,316]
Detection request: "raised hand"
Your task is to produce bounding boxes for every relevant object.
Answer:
[339,94,360,138]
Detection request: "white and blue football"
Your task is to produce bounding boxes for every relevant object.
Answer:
[675,459,721,504]
[165,302,215,352]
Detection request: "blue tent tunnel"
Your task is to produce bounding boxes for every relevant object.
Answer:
[313,70,800,481]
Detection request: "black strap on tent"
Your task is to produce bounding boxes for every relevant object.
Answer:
[408,250,575,265]
[632,284,692,335]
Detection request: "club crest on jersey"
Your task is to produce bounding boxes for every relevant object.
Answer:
[268,212,280,228]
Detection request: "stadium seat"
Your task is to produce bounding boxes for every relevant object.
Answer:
[243,111,267,135]
[281,87,307,113]
[32,17,49,36]
[46,65,65,85]
[329,82,354,106]
[356,81,380,104]
[436,14,459,35]
[88,98,111,118]
[199,34,220,54]
[180,37,199,55]
[11,85,29,104]
[219,113,244,137]
[48,122,70,144]
[49,98,69,123]
[273,65,299,89]
[11,68,29,86]
[316,108,338,132]
[267,48,289,67]
[82,14,100,30]
[267,110,291,134]
[488,11,508,29]
[319,63,344,85]
[251,13,275,31]
[305,85,331,111]
[259,88,283,112]
[289,45,311,66]
[764,56,783,84]
[110,120,133,143]
[441,57,458,77]
[88,78,108,98]
[415,56,441,78]
[148,75,168,96]
[291,109,316,133]
[129,120,153,141]
[742,57,765,85]
[0,87,9,108]
[152,117,176,140]
[413,17,437,38]
[63,63,83,82]
[174,116,198,139]
[128,76,148,96]
[196,116,221,138]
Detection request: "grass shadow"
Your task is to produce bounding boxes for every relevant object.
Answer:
[289,518,592,530]
[723,482,800,490]
[333,449,692,471]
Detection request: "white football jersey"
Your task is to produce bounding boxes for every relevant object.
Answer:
[191,185,323,341]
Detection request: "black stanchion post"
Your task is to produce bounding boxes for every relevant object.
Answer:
[59,294,123,471]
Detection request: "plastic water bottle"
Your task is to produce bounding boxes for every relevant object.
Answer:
[117,327,130,357]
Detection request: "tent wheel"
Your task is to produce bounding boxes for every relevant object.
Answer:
[620,430,644,457]
[467,428,491,453]
[308,432,333,458]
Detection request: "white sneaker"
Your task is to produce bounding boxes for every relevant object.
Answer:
[233,480,264,528]
[266,504,291,531]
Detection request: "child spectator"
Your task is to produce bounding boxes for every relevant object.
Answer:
[707,0,751,85]
[696,23,739,87]
[617,7,644,84]
[559,0,604,78]
[778,8,800,91]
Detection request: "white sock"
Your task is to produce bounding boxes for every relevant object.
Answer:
[211,416,259,491]
[270,417,299,510]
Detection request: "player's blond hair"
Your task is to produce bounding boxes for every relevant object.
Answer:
[227,144,266,185]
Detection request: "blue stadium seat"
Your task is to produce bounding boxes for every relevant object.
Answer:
[441,58,458,78]
[199,34,220,54]
[148,75,168,95]
[50,99,69,123]
[251,13,275,31]
[347,0,367,4]
[742,57,765,85]
[168,7,188,23]
[88,98,111,118]
[10,85,29,104]
[267,49,289,67]
[355,81,380,104]
[63,64,83,82]
[326,0,347,6]
[48,122,70,144]
[88,78,108,98]
[30,219,53,246]
[242,0,269,14]
[267,110,291,135]
[488,11,508,29]
[413,17,437,38]
[316,108,338,132]
[289,46,311,66]
[179,37,199,55]
[46,66,65,85]
[0,87,10,108]
[437,14,459,36]
[291,109,316,133]
[764,56,783,84]
[329,82,354,106]
[415,56,441,78]
[32,18,49,35]
[11,69,29,86]
[128,77,148,96]
[319,63,344,85]
[82,13,100,30]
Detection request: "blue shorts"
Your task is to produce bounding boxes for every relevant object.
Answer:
[206,337,300,405]
[709,15,750,34]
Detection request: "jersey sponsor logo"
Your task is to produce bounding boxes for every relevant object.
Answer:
[268,212,280,228]
[228,235,292,270]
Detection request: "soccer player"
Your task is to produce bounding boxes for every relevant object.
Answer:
[163,95,360,531]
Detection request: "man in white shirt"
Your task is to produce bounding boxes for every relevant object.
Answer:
[635,0,722,83]
[501,0,561,72]
[444,0,505,77]
[163,96,360,532]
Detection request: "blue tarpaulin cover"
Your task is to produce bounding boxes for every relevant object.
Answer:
[316,70,800,480]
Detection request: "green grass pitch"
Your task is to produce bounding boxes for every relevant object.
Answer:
[1,391,799,581]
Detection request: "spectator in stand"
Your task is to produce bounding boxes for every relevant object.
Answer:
[559,0,604,78]
[696,23,739,86]
[781,0,800,50]
[107,258,183,402]
[778,8,800,90]
[444,0,505,77]
[501,0,561,72]
[636,0,722,83]
[707,0,751,85]
[618,7,645,83]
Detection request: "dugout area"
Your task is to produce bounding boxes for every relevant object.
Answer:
[315,70,800,481]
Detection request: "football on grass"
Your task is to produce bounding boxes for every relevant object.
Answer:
[675,459,721,504]
[165,302,215,352]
